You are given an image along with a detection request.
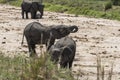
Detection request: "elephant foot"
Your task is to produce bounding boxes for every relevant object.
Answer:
[40,15,42,18]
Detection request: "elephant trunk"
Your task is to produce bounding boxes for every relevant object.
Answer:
[69,25,78,33]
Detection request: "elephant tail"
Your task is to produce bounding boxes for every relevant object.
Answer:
[21,32,25,46]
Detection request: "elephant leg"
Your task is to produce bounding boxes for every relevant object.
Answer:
[28,44,36,57]
[26,38,36,57]
[33,12,37,19]
[30,11,35,19]
[26,12,28,19]
[46,38,55,50]
[22,10,24,19]
[60,62,68,68]
[40,11,43,18]
[46,44,51,51]
[39,5,44,18]
[28,44,33,56]
[30,12,33,19]
[28,45,32,53]
[31,44,37,56]
[69,60,73,69]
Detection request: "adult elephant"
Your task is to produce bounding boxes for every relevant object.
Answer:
[21,1,44,19]
[49,37,76,69]
[21,22,78,57]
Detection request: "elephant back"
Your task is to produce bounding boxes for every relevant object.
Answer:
[23,0,43,3]
[25,22,44,30]
[55,37,76,49]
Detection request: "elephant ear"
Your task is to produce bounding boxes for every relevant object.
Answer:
[69,25,78,33]
[60,47,73,62]
[51,27,62,39]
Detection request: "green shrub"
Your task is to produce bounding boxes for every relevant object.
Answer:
[104,1,112,11]
[45,4,68,13]
[0,0,16,3]
[111,0,120,6]
[0,0,22,6]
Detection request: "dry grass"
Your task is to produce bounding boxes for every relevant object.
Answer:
[96,54,115,80]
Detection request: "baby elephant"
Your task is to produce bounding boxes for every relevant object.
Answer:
[49,37,76,69]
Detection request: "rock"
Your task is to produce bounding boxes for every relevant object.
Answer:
[2,41,6,44]
[3,37,6,39]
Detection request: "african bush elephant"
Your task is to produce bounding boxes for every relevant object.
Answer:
[49,37,76,69]
[21,1,44,19]
[21,22,78,57]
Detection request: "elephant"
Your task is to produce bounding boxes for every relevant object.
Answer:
[49,37,76,69]
[21,1,44,19]
[21,22,78,57]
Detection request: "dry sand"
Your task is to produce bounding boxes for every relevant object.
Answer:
[0,4,120,80]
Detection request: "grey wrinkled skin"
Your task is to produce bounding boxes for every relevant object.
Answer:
[21,22,78,57]
[21,2,44,19]
[49,37,76,69]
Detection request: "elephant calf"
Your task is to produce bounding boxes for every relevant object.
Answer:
[49,37,76,69]
[21,1,44,19]
[21,22,78,57]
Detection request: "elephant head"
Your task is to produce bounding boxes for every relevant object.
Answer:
[50,48,61,63]
[31,2,44,19]
[50,47,72,64]
[51,25,78,39]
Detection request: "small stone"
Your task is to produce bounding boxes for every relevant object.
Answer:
[3,37,6,39]
[2,41,6,44]
[118,29,120,31]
